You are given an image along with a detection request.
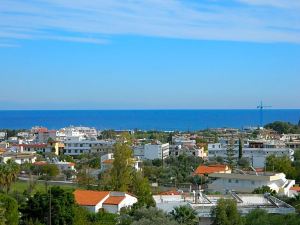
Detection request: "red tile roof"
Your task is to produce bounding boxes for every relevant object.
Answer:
[33,161,48,166]
[103,196,125,205]
[17,144,47,148]
[102,159,114,164]
[74,190,109,206]
[159,190,181,195]
[290,186,300,192]
[194,164,228,175]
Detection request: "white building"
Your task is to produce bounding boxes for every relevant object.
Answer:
[0,152,37,164]
[57,126,98,141]
[144,143,170,160]
[100,153,142,172]
[74,190,137,213]
[64,136,115,156]
[208,141,294,168]
[0,132,6,141]
[170,145,205,157]
[207,171,295,197]
[154,192,295,220]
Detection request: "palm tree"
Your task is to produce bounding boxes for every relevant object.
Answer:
[7,160,20,193]
[170,205,199,225]
[0,160,20,193]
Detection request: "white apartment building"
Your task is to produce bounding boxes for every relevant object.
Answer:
[64,136,115,156]
[0,132,6,141]
[144,143,169,160]
[208,140,294,168]
[169,145,205,157]
[207,171,295,197]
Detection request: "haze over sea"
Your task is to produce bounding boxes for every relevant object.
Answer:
[0,110,299,131]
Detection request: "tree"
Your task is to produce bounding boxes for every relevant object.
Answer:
[238,158,250,169]
[0,206,5,225]
[238,138,243,159]
[119,207,178,225]
[130,171,155,208]
[245,209,269,225]
[77,167,97,189]
[21,186,75,225]
[252,185,276,195]
[266,155,296,179]
[211,199,243,225]
[226,139,236,169]
[42,164,59,178]
[0,193,19,225]
[0,160,20,193]
[110,143,133,192]
[265,121,300,134]
[170,205,199,225]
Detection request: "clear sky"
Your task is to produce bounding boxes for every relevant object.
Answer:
[0,0,300,109]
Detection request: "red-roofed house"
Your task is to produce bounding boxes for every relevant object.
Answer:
[289,186,300,197]
[194,164,231,176]
[74,190,137,213]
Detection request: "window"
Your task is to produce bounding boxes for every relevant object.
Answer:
[75,150,78,153]
[80,150,83,153]
[251,181,255,185]
[235,180,239,183]
[228,179,232,183]
[68,150,71,153]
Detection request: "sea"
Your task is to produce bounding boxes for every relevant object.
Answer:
[0,110,299,131]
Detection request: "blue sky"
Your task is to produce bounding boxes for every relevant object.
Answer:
[0,0,300,109]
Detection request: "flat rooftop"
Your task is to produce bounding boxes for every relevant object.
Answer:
[154,193,295,217]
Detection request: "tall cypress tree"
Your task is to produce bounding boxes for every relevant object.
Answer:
[238,138,243,159]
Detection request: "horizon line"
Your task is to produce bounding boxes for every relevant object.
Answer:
[1,108,300,111]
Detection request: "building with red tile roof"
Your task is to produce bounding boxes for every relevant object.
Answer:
[194,164,231,176]
[74,190,137,213]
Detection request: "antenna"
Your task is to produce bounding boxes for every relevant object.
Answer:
[257,101,272,128]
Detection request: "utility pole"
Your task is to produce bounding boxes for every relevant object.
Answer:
[49,186,51,225]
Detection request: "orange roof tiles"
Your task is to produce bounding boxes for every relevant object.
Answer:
[290,186,300,192]
[103,196,125,205]
[33,161,48,166]
[159,190,181,195]
[74,190,109,206]
[102,159,114,164]
[194,164,228,175]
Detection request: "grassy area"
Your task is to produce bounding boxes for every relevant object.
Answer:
[11,180,77,194]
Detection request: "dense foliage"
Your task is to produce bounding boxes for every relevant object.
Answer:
[170,205,199,225]
[0,193,19,225]
[211,199,243,225]
[266,155,296,179]
[0,160,20,193]
[21,186,75,224]
[119,207,178,225]
[143,155,203,186]
[265,121,300,134]
[252,186,276,195]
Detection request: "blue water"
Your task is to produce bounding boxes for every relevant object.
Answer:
[0,110,299,131]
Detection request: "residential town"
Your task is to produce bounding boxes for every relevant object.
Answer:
[1,121,300,224]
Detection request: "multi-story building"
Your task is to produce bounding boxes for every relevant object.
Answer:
[207,171,295,197]
[32,127,57,143]
[208,140,294,167]
[64,136,115,156]
[169,145,205,157]
[144,143,169,160]
[0,132,6,141]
